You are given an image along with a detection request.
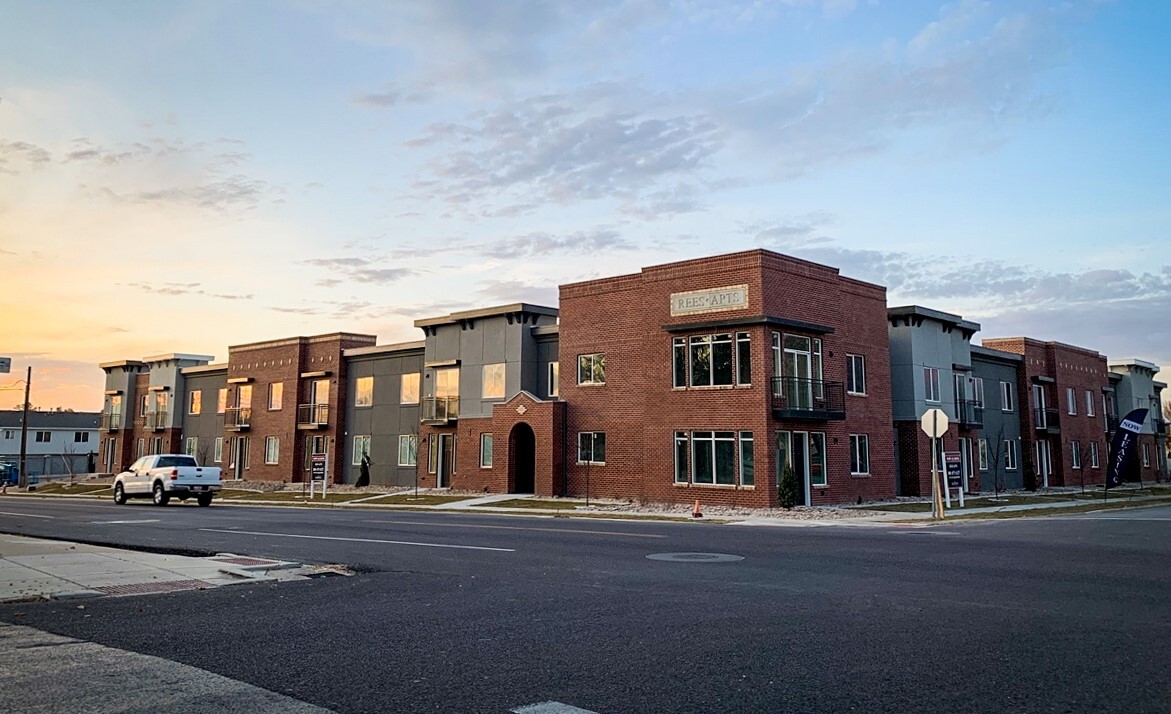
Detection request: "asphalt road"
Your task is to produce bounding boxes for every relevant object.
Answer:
[2,496,1170,713]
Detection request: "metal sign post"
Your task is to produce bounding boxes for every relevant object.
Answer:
[921,408,949,519]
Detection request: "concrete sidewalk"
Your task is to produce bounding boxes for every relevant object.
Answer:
[0,535,304,603]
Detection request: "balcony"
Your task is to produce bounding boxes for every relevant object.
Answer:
[421,396,460,424]
[225,407,252,431]
[297,403,329,429]
[145,411,168,431]
[955,400,984,429]
[1034,407,1061,434]
[771,378,845,421]
[1156,419,1168,436]
[101,413,122,432]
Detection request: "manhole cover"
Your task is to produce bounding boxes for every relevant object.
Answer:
[645,552,744,563]
[93,580,208,596]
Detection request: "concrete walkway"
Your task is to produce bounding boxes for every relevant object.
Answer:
[0,535,303,603]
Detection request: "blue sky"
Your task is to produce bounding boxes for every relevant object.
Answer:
[0,0,1168,410]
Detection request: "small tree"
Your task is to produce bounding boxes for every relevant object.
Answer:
[60,442,78,487]
[778,463,799,509]
[356,454,371,488]
[986,427,1008,500]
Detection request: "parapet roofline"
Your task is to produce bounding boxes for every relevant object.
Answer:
[143,353,214,364]
[181,363,229,375]
[98,359,145,370]
[887,305,981,334]
[971,345,1024,363]
[1108,358,1161,373]
[414,303,558,328]
[344,341,426,358]
[230,332,377,352]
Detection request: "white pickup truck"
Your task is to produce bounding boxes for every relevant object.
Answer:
[113,454,222,507]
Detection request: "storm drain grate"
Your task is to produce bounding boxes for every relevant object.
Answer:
[212,557,279,567]
[93,580,209,596]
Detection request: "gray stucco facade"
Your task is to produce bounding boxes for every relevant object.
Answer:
[888,305,980,422]
[342,342,425,486]
[180,365,228,468]
[971,345,1025,491]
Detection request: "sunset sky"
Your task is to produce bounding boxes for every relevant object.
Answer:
[1,0,1168,412]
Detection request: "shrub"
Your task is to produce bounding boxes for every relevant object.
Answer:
[356,456,371,488]
[779,464,799,509]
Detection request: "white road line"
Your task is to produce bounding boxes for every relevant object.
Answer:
[362,519,667,539]
[512,702,599,714]
[93,519,161,524]
[198,528,516,552]
[1051,516,1171,522]
[0,510,55,519]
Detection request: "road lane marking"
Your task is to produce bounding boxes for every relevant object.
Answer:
[0,510,55,519]
[198,528,516,552]
[92,519,161,524]
[362,519,667,539]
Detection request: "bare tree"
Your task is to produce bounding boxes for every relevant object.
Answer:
[195,441,212,467]
[60,441,78,487]
[987,426,1008,501]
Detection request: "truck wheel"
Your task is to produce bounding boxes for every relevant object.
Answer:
[113,483,127,505]
[152,482,170,506]
[197,493,213,507]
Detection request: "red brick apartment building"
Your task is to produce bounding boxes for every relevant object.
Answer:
[982,338,1110,488]
[558,249,894,507]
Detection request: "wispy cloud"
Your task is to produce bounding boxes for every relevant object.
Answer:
[303,256,415,285]
[473,229,633,259]
[122,282,254,300]
[0,140,52,174]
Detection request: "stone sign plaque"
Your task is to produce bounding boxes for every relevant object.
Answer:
[670,284,748,317]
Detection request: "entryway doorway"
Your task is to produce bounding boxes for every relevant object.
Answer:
[510,423,535,494]
[435,433,454,488]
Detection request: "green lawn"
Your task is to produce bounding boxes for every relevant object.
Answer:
[367,493,478,506]
[473,498,580,510]
[25,483,111,495]
[217,489,374,503]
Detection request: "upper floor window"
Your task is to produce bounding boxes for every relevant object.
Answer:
[674,333,750,388]
[354,376,373,407]
[1000,382,1015,412]
[1066,387,1077,415]
[269,382,284,410]
[972,378,985,409]
[548,362,559,398]
[846,354,866,395]
[217,388,227,414]
[189,390,202,415]
[923,367,940,403]
[482,363,505,400]
[1085,390,1095,417]
[35,431,51,443]
[139,394,149,417]
[400,373,420,404]
[74,432,89,443]
[577,354,606,386]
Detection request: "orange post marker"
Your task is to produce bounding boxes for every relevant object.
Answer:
[692,499,703,518]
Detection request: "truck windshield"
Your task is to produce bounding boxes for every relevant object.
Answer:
[157,456,198,468]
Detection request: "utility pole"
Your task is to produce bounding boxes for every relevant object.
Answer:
[18,366,30,489]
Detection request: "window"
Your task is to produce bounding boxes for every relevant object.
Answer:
[577,353,606,385]
[739,431,754,486]
[1085,390,1095,417]
[136,438,145,458]
[480,434,493,468]
[1067,387,1077,415]
[1071,441,1081,469]
[847,354,866,395]
[691,431,736,485]
[304,435,326,469]
[2,430,12,440]
[185,437,197,457]
[427,436,437,474]
[352,435,370,466]
[264,436,279,465]
[737,333,751,385]
[189,390,202,415]
[35,431,51,443]
[151,437,162,455]
[673,338,687,388]
[674,432,689,484]
[689,334,734,386]
[400,373,420,404]
[1089,442,1099,468]
[398,435,417,467]
[217,388,227,414]
[482,364,505,400]
[1000,381,1015,412]
[139,395,149,417]
[1143,443,1151,468]
[214,437,223,464]
[930,437,946,473]
[269,382,284,410]
[978,439,989,471]
[972,378,985,409]
[849,434,870,475]
[74,431,89,443]
[578,432,606,464]
[924,367,940,403]
[548,362,559,397]
[1005,440,1018,470]
[353,377,372,407]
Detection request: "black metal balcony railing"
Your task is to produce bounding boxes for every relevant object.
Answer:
[771,378,845,421]
[101,413,122,431]
[955,400,985,429]
[225,406,252,430]
[145,411,168,430]
[1034,407,1061,432]
[1105,415,1120,433]
[297,403,329,428]
[421,396,460,423]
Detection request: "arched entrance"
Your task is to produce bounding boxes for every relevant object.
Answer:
[509,422,536,494]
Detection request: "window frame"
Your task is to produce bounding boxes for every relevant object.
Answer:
[398,435,418,467]
[214,437,223,464]
[1066,387,1077,416]
[978,439,989,471]
[268,381,283,411]
[739,431,754,486]
[1085,390,1095,417]
[189,390,202,415]
[923,367,940,403]
[1142,443,1150,467]
[264,436,280,465]
[577,354,606,386]
[577,431,606,464]
[849,434,870,476]
[548,362,559,398]
[352,435,371,466]
[185,437,197,457]
[35,431,51,443]
[217,388,228,414]
[480,433,493,468]
[481,363,505,400]
[1089,441,1099,468]
[846,354,867,395]
[1070,440,1081,470]
[1005,440,1018,471]
[1000,381,1015,412]
[674,432,689,484]
[972,378,985,409]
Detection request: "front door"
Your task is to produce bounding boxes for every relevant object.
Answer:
[311,379,329,422]
[234,436,249,480]
[436,434,454,488]
[777,431,810,506]
[103,438,117,473]
[783,337,813,410]
[1036,440,1051,488]
[959,437,972,493]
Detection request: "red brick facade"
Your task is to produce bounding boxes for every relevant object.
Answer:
[557,249,895,507]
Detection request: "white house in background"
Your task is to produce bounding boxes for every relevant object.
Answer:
[0,410,101,477]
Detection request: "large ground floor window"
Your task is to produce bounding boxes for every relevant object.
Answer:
[674,430,753,486]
